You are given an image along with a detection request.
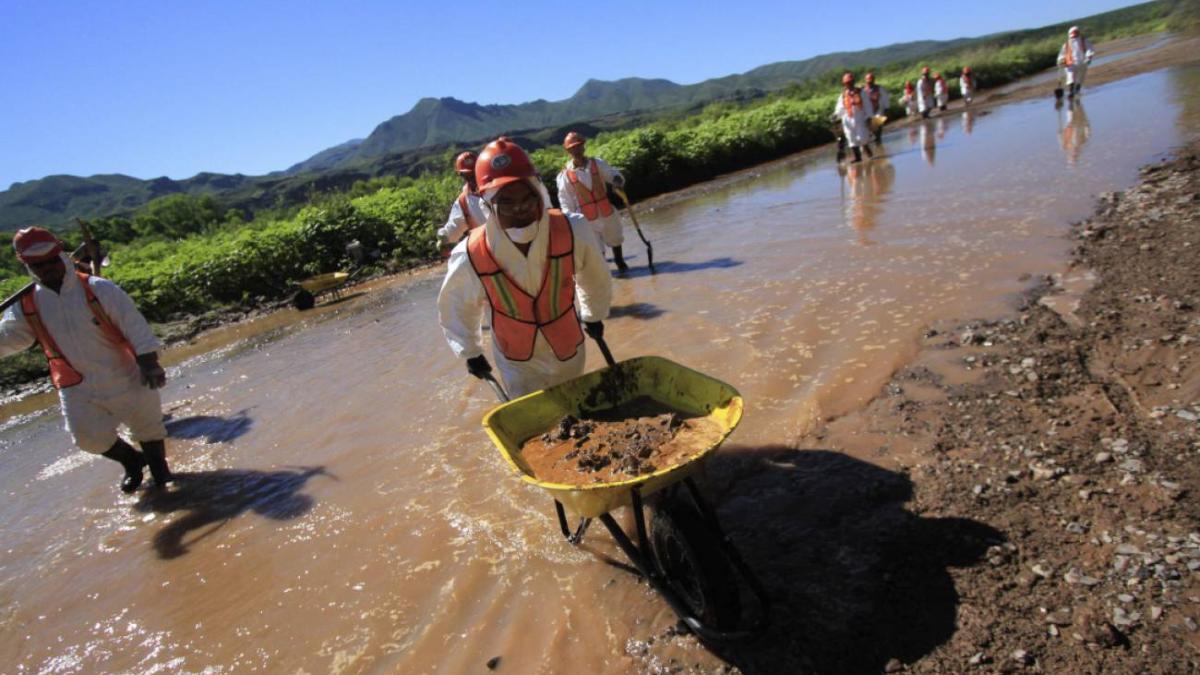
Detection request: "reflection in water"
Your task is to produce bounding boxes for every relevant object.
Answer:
[935,116,948,140]
[961,109,975,135]
[134,466,330,559]
[920,121,937,166]
[1058,100,1092,166]
[839,159,896,244]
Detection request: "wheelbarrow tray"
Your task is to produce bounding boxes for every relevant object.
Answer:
[298,271,350,293]
[481,356,743,518]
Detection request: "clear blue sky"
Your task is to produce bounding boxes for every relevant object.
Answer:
[0,0,1135,190]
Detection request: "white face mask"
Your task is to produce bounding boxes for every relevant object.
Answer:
[504,221,539,244]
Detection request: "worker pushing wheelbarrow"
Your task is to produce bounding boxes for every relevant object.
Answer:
[436,137,767,640]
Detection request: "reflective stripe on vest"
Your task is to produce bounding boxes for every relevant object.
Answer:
[843,88,864,116]
[1063,38,1083,66]
[20,272,136,389]
[565,160,614,221]
[465,211,584,362]
[458,189,481,231]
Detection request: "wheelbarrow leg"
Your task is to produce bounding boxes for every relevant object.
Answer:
[554,500,591,545]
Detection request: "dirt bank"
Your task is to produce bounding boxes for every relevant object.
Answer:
[632,144,1200,673]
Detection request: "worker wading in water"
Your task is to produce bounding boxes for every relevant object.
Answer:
[959,66,976,105]
[834,72,875,163]
[1057,26,1095,99]
[438,138,613,398]
[916,67,936,118]
[436,151,488,253]
[934,72,949,111]
[0,228,172,493]
[862,72,889,144]
[555,132,629,273]
[902,81,918,117]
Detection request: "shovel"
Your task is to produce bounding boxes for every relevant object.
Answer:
[472,330,620,404]
[613,188,655,274]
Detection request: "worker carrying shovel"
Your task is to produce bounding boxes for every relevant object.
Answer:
[438,138,613,398]
[556,132,629,274]
[0,228,173,493]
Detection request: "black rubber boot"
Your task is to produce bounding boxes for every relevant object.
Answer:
[864,144,874,158]
[852,147,863,163]
[141,440,174,486]
[612,246,629,272]
[102,440,146,494]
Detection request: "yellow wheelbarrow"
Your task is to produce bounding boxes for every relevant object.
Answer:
[476,337,769,641]
[291,270,363,310]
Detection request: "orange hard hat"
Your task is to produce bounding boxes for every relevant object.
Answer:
[13,227,62,264]
[842,72,855,85]
[562,131,586,149]
[1069,25,1080,36]
[921,66,930,75]
[963,66,972,74]
[475,137,536,195]
[864,72,875,84]
[454,151,477,176]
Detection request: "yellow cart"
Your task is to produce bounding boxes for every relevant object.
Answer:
[477,348,769,642]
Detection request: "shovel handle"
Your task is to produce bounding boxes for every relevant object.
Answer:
[591,334,617,367]
[479,372,510,403]
[0,282,35,314]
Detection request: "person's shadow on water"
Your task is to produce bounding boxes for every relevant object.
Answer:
[697,447,1003,674]
[133,466,333,560]
[165,409,254,444]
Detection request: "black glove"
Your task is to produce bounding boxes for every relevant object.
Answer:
[584,321,604,340]
[466,355,492,378]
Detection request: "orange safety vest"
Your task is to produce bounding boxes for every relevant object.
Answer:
[20,272,135,389]
[1063,37,1083,66]
[457,188,481,231]
[843,88,864,116]
[866,84,881,110]
[565,160,614,221]
[961,73,974,89]
[466,211,584,362]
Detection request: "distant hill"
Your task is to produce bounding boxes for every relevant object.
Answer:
[0,0,1171,230]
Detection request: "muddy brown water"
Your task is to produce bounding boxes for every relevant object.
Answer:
[2,58,1199,673]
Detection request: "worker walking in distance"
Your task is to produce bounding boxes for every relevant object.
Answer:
[902,81,918,117]
[916,67,936,118]
[0,228,173,493]
[834,72,875,163]
[934,72,949,111]
[1057,26,1095,99]
[439,138,613,398]
[862,72,889,144]
[436,151,488,252]
[959,66,976,105]
[556,132,629,273]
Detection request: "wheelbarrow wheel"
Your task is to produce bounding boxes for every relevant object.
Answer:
[291,288,315,311]
[650,499,741,631]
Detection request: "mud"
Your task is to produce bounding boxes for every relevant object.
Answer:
[520,396,724,485]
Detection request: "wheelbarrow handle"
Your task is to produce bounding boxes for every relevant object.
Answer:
[476,372,510,403]
[591,333,617,367]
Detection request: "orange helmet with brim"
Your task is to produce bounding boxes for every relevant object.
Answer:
[13,227,63,264]
[475,137,536,195]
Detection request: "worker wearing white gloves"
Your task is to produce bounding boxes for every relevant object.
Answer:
[436,151,488,252]
[834,72,875,163]
[934,72,949,111]
[556,132,628,273]
[916,67,936,118]
[1057,26,1095,98]
[863,72,889,144]
[439,138,612,399]
[0,228,172,493]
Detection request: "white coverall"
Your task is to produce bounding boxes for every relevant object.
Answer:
[902,88,917,116]
[960,76,974,104]
[0,256,166,453]
[556,158,625,248]
[1057,36,1095,88]
[438,180,613,398]
[834,88,875,149]
[864,84,889,117]
[934,78,949,109]
[916,77,935,115]
[436,190,488,245]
